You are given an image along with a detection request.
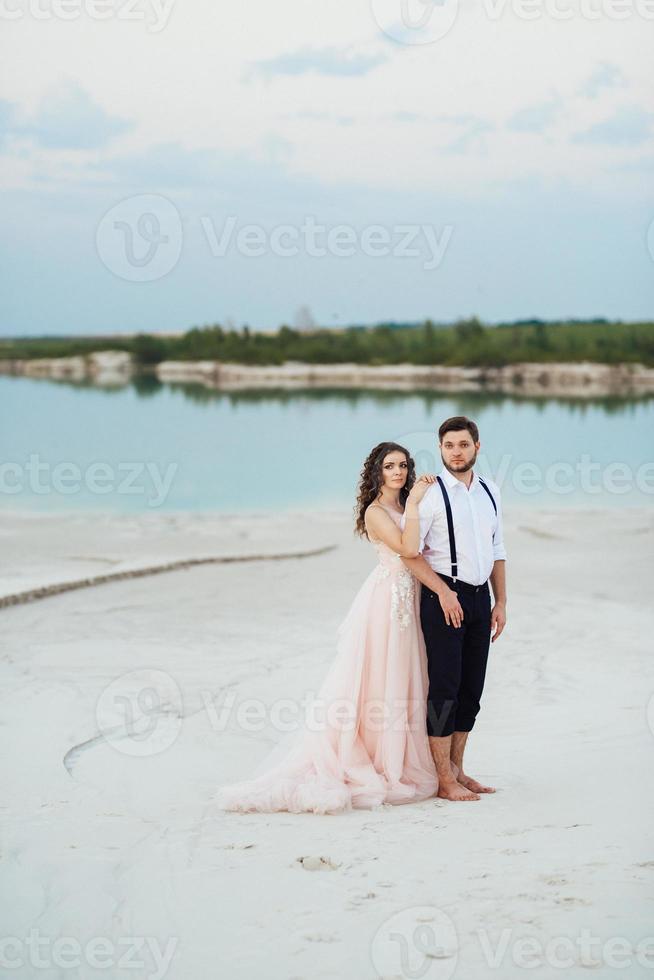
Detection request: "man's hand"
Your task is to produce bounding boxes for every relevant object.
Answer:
[491,601,506,642]
[401,555,464,628]
[439,588,464,628]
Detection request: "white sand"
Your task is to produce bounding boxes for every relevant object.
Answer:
[1,506,653,979]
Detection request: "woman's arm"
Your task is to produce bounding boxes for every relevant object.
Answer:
[365,500,422,558]
[402,554,464,628]
[364,476,435,557]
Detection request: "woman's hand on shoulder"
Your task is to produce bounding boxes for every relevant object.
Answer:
[407,473,437,504]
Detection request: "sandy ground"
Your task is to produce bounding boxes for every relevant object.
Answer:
[1,506,653,979]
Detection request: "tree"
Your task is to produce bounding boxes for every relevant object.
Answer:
[454,317,484,343]
[131,333,168,365]
[532,321,552,351]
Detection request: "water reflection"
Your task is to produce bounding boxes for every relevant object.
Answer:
[1,374,651,513]
[33,372,652,415]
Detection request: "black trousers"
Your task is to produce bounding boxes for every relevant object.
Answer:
[419,575,492,738]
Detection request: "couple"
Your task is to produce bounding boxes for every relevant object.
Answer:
[215,415,507,814]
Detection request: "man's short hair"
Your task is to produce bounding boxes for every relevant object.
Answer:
[438,415,480,443]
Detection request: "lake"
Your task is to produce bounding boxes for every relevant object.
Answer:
[1,375,652,513]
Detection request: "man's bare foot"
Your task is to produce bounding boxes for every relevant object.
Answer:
[457,772,496,794]
[437,778,480,801]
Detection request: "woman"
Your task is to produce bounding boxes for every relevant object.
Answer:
[213,442,440,814]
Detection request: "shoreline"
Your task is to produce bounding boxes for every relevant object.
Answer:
[1,351,653,397]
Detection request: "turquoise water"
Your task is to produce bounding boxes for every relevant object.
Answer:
[1,375,652,512]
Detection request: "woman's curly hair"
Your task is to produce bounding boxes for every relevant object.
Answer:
[354,441,416,539]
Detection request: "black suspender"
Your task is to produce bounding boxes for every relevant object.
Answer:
[478,476,497,515]
[436,474,498,582]
[436,476,458,581]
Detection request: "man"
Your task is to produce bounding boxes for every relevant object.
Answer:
[401,416,507,802]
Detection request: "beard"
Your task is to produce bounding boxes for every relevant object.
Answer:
[443,451,477,474]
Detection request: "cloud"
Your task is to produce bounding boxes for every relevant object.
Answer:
[89,141,261,189]
[443,119,494,154]
[392,110,424,123]
[579,62,626,99]
[132,142,304,191]
[609,154,654,173]
[507,99,561,133]
[4,80,132,151]
[389,111,480,126]
[611,153,654,175]
[289,110,356,125]
[0,99,16,150]
[81,141,344,214]
[248,46,387,80]
[572,105,654,146]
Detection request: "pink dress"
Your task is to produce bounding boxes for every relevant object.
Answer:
[213,508,438,814]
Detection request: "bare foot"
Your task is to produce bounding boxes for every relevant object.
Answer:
[437,778,480,801]
[457,772,496,794]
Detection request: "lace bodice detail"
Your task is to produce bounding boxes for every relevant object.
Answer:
[370,510,416,631]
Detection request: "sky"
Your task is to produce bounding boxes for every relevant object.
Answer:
[0,0,653,336]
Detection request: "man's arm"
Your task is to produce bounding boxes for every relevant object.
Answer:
[487,480,507,642]
[489,558,507,643]
[402,554,464,628]
[490,558,506,604]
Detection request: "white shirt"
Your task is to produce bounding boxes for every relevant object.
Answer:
[401,467,507,585]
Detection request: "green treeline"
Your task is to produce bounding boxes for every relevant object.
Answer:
[1,318,653,367]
